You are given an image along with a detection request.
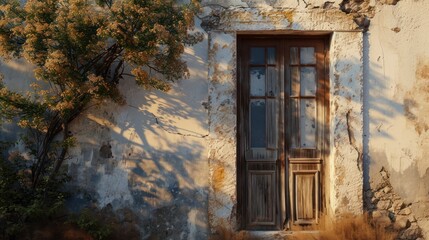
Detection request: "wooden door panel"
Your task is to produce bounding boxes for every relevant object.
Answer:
[290,163,321,224]
[247,170,276,225]
[239,40,282,230]
[238,36,328,230]
[285,40,326,226]
[296,174,315,219]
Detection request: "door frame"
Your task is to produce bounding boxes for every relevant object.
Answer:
[236,34,331,230]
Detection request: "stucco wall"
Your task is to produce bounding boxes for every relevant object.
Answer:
[0,19,210,239]
[1,0,429,239]
[366,0,429,238]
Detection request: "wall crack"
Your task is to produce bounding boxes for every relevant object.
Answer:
[301,0,310,8]
[128,104,209,138]
[346,109,362,171]
[151,113,209,139]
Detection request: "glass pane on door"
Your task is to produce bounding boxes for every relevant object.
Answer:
[300,99,316,148]
[300,47,316,64]
[300,67,316,96]
[251,47,265,64]
[250,67,266,96]
[250,100,266,148]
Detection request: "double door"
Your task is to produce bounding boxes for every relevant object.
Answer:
[237,36,329,230]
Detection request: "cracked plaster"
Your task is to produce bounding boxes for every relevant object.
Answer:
[1,0,429,238]
[205,2,364,231]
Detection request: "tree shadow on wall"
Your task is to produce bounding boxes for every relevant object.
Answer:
[64,44,209,239]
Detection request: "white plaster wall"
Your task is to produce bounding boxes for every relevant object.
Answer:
[1,19,210,240]
[3,0,429,237]
[367,0,429,237]
[329,31,364,216]
[207,30,238,230]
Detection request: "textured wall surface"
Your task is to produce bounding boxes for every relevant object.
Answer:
[329,31,364,216]
[2,0,429,238]
[207,31,238,231]
[1,19,211,239]
[68,30,210,238]
[366,1,429,238]
[203,0,364,232]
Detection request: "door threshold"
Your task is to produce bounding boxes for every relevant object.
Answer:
[245,230,321,240]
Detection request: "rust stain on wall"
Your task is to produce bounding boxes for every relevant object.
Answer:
[223,10,253,23]
[213,164,225,193]
[260,10,294,23]
[404,59,429,135]
[416,60,429,80]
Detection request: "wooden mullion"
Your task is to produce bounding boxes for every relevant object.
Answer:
[278,38,287,229]
[297,47,302,150]
[265,47,268,150]
[250,96,276,99]
[249,64,268,67]
[289,64,317,67]
[248,64,277,67]
[289,96,316,99]
[297,95,301,149]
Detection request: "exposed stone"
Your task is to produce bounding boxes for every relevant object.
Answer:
[367,168,425,237]
[408,214,417,223]
[411,200,429,218]
[399,224,422,240]
[394,216,411,230]
[379,0,400,5]
[201,15,221,32]
[377,200,392,210]
[374,191,384,199]
[3,0,428,238]
[340,2,356,14]
[392,200,405,211]
[380,168,389,179]
[374,215,392,227]
[399,207,412,216]
[383,186,392,194]
[322,1,335,9]
[353,16,371,30]
[372,210,389,219]
[370,170,386,191]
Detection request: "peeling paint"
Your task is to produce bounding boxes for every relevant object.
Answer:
[1,0,429,237]
[329,31,364,217]
[368,2,429,230]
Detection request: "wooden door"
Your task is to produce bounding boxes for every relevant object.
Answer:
[238,36,328,230]
[284,40,328,226]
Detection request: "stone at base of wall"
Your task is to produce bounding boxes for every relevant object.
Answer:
[366,167,424,240]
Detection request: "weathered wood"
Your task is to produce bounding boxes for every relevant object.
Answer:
[237,36,329,230]
[286,40,326,226]
[248,170,276,225]
[290,163,321,225]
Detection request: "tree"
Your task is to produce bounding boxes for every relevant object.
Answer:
[0,0,202,188]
